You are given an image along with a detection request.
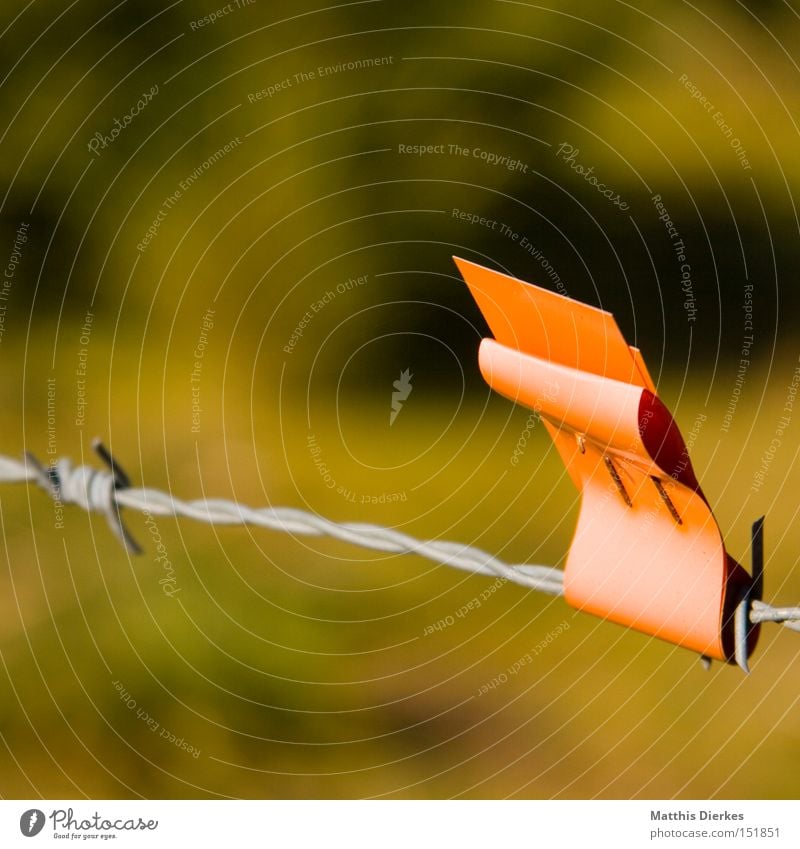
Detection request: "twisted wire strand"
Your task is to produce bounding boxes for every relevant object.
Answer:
[2,450,798,638]
[120,494,566,594]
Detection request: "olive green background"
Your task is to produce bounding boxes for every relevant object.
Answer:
[0,0,798,798]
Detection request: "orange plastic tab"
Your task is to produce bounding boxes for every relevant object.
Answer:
[455,256,757,663]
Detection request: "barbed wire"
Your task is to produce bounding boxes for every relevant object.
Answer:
[2,442,798,667]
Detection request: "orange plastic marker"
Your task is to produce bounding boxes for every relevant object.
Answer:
[455,256,760,666]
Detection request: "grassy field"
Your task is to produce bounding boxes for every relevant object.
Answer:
[1,0,798,805]
[0,337,797,799]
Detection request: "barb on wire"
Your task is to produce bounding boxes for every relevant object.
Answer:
[3,444,799,655]
[21,441,141,554]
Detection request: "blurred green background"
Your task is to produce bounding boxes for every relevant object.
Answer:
[0,0,798,799]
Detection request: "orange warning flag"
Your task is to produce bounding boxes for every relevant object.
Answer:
[455,256,758,663]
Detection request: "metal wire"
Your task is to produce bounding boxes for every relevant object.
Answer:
[3,443,799,654]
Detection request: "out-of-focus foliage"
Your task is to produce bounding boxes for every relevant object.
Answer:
[0,0,798,799]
